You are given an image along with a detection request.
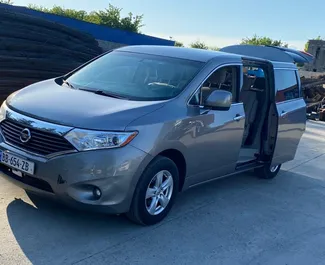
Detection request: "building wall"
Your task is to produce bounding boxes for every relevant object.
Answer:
[304,40,325,72]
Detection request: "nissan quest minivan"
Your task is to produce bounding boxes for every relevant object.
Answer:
[0,45,313,225]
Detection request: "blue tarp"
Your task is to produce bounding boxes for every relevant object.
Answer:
[248,68,265,77]
[0,3,175,46]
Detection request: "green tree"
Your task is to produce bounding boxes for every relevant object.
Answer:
[304,36,322,52]
[93,4,143,32]
[169,37,184,47]
[174,41,184,47]
[0,0,13,4]
[241,34,288,47]
[28,4,144,33]
[28,5,88,20]
[190,40,208,49]
[209,46,220,51]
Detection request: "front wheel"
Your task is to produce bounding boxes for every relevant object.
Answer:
[255,163,281,179]
[126,156,179,225]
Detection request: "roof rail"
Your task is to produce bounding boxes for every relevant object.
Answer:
[220,45,313,64]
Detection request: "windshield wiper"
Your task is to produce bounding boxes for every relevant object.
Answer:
[94,90,123,98]
[79,88,126,99]
[62,79,75,89]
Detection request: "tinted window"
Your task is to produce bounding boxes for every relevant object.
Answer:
[274,70,299,102]
[239,66,266,102]
[67,51,204,101]
[189,66,239,105]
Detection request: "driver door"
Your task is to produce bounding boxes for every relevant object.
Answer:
[186,64,246,185]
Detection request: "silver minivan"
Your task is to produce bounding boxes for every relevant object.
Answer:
[0,45,313,225]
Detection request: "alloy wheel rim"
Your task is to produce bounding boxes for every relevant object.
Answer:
[145,170,174,216]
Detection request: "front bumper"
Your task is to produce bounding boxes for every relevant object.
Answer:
[0,138,152,214]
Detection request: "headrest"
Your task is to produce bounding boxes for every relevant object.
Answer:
[242,75,255,91]
[252,77,266,89]
[208,68,227,84]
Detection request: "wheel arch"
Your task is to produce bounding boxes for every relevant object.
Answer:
[158,149,187,192]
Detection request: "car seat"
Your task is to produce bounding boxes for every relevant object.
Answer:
[200,69,228,105]
[242,77,267,146]
[241,75,259,145]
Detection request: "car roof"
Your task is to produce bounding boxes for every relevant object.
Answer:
[116,45,242,63]
[116,45,308,70]
[220,45,313,64]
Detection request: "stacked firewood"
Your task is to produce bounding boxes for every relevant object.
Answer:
[302,75,325,104]
[0,6,103,102]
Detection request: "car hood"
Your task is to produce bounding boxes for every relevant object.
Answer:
[6,79,165,131]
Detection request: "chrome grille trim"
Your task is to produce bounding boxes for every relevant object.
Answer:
[5,105,73,136]
[1,105,76,157]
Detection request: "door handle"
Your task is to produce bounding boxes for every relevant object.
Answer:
[233,114,244,122]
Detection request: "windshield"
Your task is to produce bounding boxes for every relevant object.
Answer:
[66,51,204,101]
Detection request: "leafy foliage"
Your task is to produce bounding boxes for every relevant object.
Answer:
[0,0,13,4]
[241,34,288,47]
[209,46,220,51]
[169,37,184,47]
[0,2,307,52]
[190,40,208,49]
[189,41,219,51]
[174,41,184,47]
[28,4,144,33]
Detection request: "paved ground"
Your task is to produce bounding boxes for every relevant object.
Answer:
[1,121,325,265]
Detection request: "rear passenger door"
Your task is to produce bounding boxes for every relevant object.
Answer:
[272,69,306,165]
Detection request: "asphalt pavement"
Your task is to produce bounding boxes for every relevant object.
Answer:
[1,120,325,265]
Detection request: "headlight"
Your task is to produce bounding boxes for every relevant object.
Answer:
[64,129,138,151]
[0,101,7,123]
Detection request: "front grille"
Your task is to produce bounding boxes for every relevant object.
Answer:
[1,119,75,156]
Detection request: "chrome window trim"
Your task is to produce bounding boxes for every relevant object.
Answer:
[272,62,296,67]
[196,102,243,110]
[273,67,298,70]
[187,63,242,107]
[276,97,305,105]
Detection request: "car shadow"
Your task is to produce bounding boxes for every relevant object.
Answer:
[6,169,325,265]
[6,191,144,264]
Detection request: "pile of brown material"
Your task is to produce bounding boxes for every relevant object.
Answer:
[301,75,325,105]
[0,7,103,103]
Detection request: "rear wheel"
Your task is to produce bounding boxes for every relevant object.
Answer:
[126,156,179,225]
[255,163,281,179]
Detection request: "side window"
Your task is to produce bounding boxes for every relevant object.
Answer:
[240,66,266,102]
[274,70,300,103]
[189,66,239,105]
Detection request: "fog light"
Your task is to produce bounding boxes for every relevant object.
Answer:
[93,187,102,199]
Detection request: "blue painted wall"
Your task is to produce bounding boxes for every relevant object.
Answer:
[0,3,175,46]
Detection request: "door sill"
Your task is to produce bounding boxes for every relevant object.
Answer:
[236,160,264,171]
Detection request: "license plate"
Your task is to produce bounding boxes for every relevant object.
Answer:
[0,151,35,175]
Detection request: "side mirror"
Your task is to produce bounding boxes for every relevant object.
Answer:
[204,90,232,111]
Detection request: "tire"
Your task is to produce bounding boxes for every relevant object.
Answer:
[255,163,281,179]
[126,156,179,226]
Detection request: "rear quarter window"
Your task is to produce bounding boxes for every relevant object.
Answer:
[274,69,300,102]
